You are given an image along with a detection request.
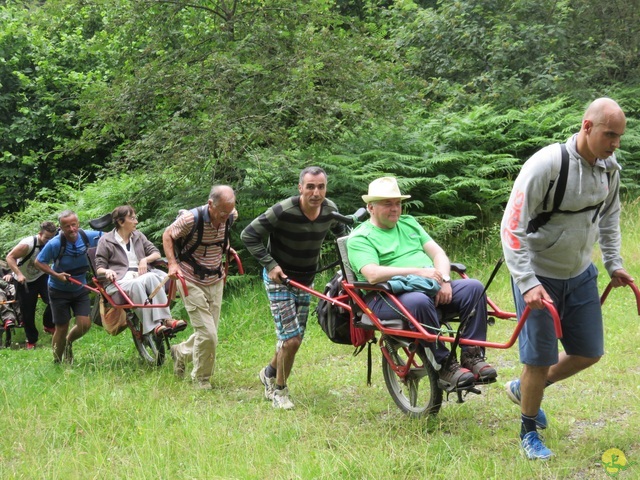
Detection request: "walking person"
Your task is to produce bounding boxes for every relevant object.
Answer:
[162,185,237,390]
[501,98,634,459]
[34,211,102,363]
[5,221,57,348]
[241,166,345,409]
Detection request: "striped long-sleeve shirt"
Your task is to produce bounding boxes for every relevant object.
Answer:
[241,196,345,285]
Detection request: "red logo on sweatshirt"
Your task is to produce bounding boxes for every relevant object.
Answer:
[503,190,524,249]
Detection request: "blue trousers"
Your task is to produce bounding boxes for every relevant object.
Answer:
[367,278,488,364]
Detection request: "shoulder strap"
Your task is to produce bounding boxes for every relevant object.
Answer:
[527,143,569,234]
[56,235,67,265]
[181,206,205,258]
[17,236,38,266]
[55,229,90,266]
[553,143,570,212]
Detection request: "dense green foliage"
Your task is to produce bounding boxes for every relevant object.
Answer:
[1,0,639,251]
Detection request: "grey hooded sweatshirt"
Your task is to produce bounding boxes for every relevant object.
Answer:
[501,133,624,295]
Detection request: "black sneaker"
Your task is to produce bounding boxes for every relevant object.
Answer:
[460,346,497,382]
[438,359,475,390]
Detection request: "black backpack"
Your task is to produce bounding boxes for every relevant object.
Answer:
[527,144,612,234]
[315,271,352,345]
[54,229,91,275]
[174,206,232,280]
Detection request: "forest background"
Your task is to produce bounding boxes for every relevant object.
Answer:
[1,0,640,261]
[2,2,640,478]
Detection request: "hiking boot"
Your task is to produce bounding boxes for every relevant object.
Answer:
[506,379,548,429]
[63,342,73,364]
[460,346,497,382]
[521,431,553,460]
[43,326,56,334]
[26,342,36,350]
[170,344,185,378]
[438,359,475,390]
[272,387,294,410]
[259,367,276,401]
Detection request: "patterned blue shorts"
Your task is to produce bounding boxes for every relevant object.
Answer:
[263,269,311,343]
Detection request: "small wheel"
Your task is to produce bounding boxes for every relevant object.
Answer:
[129,312,165,366]
[90,295,102,327]
[3,327,11,348]
[381,336,442,418]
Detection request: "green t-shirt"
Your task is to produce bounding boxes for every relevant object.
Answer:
[347,216,433,281]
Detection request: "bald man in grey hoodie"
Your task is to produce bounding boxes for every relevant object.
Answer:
[500,98,634,460]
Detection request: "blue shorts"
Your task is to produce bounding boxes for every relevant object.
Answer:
[263,269,311,344]
[513,263,603,366]
[49,287,91,325]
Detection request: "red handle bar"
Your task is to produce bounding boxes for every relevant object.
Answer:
[600,279,640,315]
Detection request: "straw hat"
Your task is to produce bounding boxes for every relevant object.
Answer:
[362,177,411,203]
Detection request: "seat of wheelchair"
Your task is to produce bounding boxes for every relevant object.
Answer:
[336,236,464,332]
[355,313,407,331]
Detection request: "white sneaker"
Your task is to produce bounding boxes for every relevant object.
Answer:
[259,367,276,400]
[272,387,294,410]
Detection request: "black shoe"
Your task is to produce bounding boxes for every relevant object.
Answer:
[438,359,475,390]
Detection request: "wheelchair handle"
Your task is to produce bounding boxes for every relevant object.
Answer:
[331,207,368,226]
[600,278,640,315]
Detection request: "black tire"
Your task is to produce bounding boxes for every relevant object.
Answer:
[90,294,102,327]
[381,336,442,418]
[129,312,165,366]
[3,327,11,348]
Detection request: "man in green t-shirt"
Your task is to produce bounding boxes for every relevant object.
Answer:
[347,177,497,391]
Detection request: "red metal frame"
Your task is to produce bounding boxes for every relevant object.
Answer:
[68,273,188,311]
[600,278,640,313]
[287,278,562,350]
[286,274,640,355]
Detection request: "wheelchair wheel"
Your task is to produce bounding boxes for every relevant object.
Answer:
[129,312,166,367]
[89,295,102,327]
[381,336,442,418]
[2,327,11,348]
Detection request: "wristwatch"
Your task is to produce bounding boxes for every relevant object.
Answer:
[442,274,451,283]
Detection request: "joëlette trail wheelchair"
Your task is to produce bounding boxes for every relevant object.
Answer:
[0,278,22,348]
[286,211,640,418]
[66,214,189,366]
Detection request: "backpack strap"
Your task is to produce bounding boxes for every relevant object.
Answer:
[176,208,231,280]
[17,236,38,267]
[178,206,206,261]
[553,143,570,212]
[527,143,569,234]
[55,229,91,272]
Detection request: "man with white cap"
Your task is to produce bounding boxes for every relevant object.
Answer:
[347,176,496,391]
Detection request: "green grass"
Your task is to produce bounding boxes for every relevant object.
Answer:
[2,202,640,479]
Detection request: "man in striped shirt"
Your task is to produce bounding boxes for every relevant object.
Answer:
[163,185,237,390]
[241,167,345,409]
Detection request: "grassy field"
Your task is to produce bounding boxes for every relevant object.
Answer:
[1,202,639,479]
